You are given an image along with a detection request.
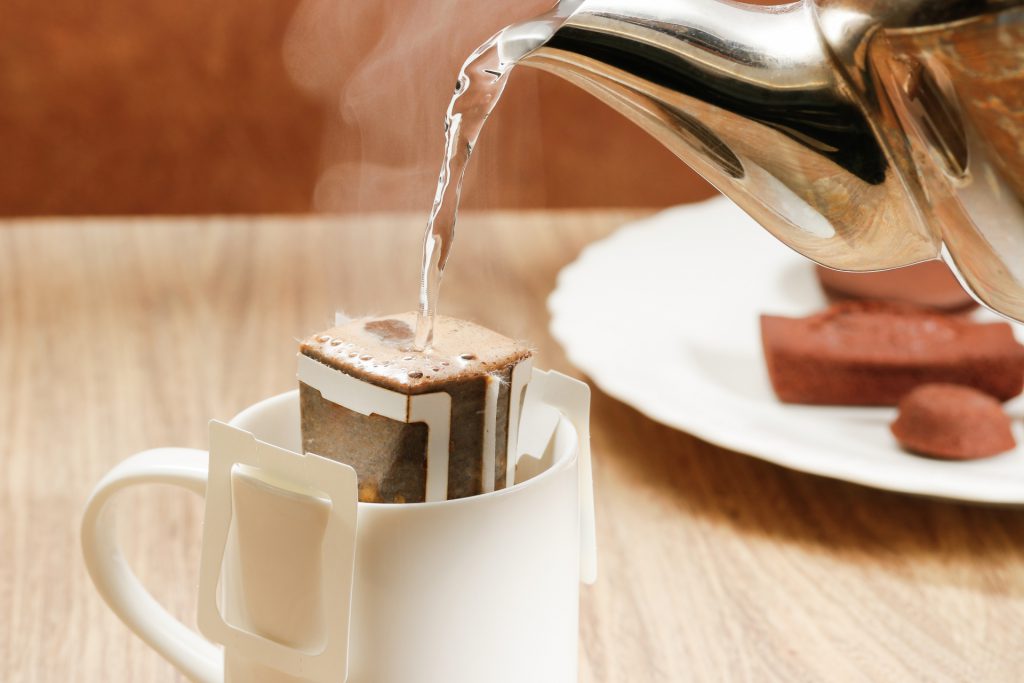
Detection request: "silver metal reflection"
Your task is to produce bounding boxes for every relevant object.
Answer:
[520,0,1024,321]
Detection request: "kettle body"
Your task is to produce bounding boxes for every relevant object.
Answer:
[520,0,1024,320]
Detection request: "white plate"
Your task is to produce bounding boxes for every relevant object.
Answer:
[549,196,1024,504]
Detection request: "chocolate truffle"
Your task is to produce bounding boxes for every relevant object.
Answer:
[816,260,976,312]
[761,301,1024,405]
[299,313,532,503]
[891,383,1016,460]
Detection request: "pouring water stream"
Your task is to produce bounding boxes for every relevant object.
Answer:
[413,3,582,351]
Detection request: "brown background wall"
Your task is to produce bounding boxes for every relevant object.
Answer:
[0,1,770,217]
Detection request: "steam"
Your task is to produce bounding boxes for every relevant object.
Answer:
[283,0,555,214]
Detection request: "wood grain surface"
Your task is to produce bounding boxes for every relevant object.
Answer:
[1,212,1023,682]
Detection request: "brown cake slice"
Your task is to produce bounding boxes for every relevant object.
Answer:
[299,313,532,503]
[816,260,976,312]
[761,301,1024,405]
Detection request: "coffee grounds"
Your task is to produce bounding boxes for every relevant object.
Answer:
[299,312,532,502]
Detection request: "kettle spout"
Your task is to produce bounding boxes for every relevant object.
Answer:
[518,0,941,272]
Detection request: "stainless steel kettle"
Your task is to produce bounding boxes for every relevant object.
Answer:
[516,0,1024,320]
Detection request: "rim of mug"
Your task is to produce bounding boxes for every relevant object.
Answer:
[228,389,581,510]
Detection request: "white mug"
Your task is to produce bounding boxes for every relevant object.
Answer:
[82,369,595,683]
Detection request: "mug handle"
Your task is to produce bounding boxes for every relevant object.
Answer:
[81,448,223,683]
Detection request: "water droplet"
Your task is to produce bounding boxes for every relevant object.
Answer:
[329,338,343,346]
[403,356,414,361]
[432,367,440,372]
[408,371,424,379]
[316,335,331,343]
[348,352,358,358]
[460,353,476,361]
[360,354,372,361]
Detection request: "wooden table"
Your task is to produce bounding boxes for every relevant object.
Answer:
[2,212,1023,682]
